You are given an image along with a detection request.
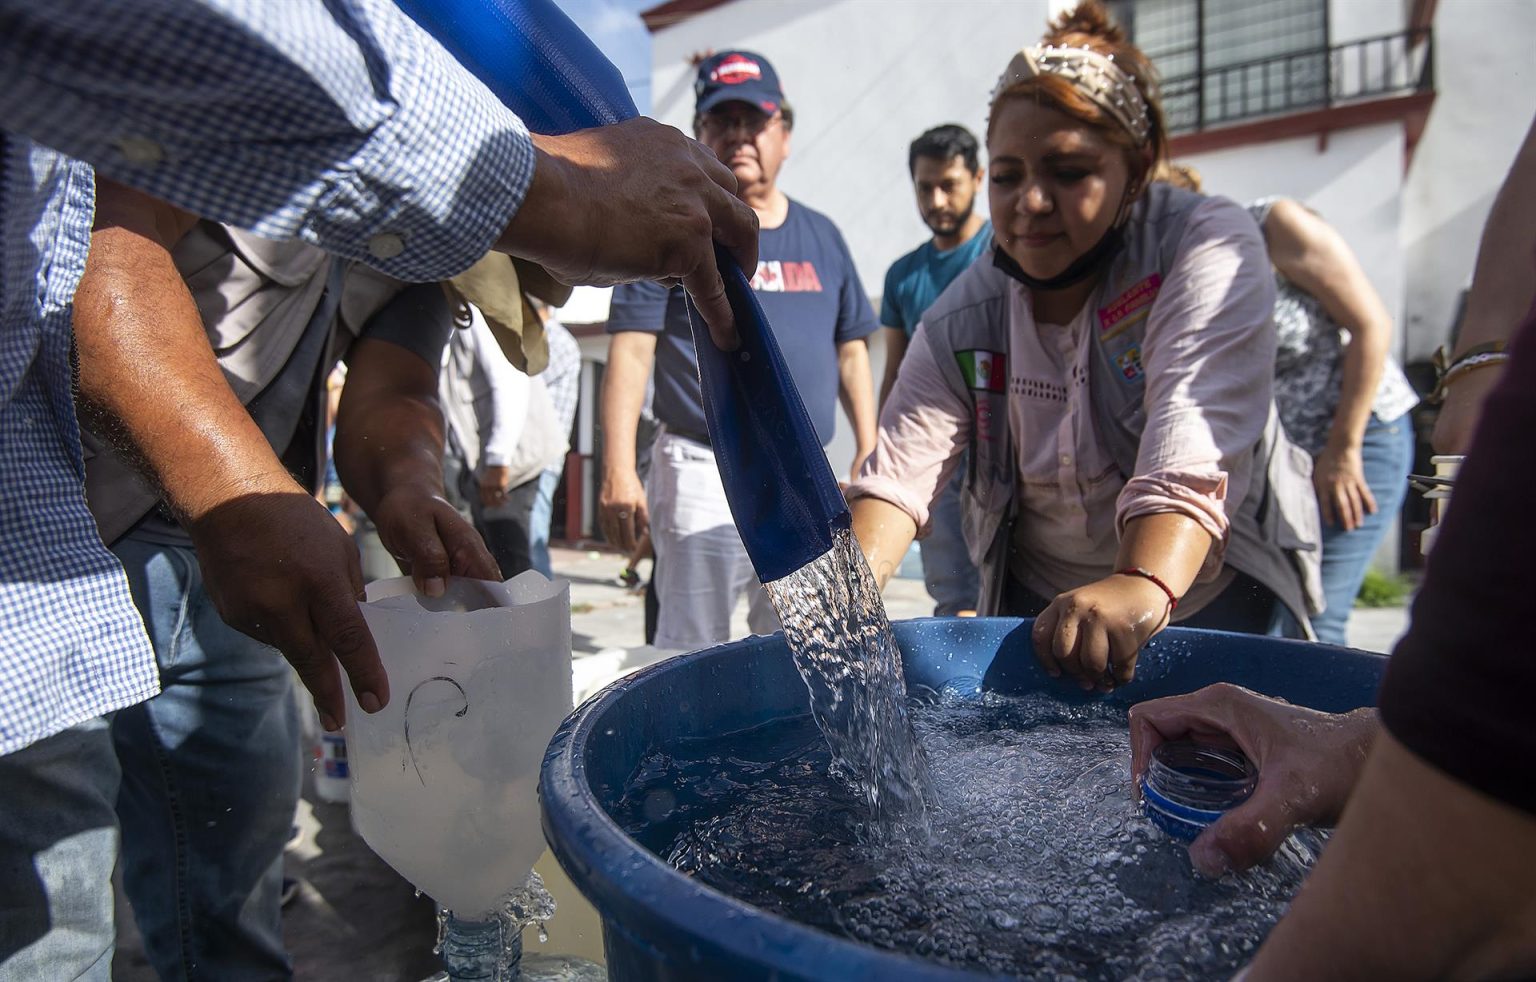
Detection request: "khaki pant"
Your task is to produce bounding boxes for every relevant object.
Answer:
[646,430,780,650]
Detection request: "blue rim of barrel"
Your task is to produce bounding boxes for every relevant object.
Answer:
[539,618,1387,981]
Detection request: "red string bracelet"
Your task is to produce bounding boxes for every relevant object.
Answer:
[1114,566,1179,611]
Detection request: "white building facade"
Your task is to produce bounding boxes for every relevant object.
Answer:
[557,0,1532,557]
[641,0,1532,354]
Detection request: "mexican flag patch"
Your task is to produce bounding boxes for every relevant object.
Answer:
[956,349,1006,392]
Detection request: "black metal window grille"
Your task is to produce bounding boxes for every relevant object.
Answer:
[1109,0,1433,134]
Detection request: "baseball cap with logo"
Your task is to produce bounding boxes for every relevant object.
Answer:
[694,50,784,116]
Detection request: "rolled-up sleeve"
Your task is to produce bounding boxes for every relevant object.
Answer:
[0,0,534,283]
[845,321,970,535]
[1116,197,1277,558]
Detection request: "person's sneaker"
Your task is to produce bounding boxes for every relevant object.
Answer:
[280,877,302,909]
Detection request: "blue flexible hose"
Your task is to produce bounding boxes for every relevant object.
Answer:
[397,0,851,583]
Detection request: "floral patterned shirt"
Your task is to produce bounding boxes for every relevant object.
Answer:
[1249,199,1419,456]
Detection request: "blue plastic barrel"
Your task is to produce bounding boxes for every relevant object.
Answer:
[539,620,1386,981]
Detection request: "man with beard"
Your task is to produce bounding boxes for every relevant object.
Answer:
[599,50,878,650]
[878,124,991,615]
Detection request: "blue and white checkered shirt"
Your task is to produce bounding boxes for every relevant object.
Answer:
[542,318,582,437]
[0,0,536,755]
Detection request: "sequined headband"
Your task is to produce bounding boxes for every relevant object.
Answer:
[991,44,1152,146]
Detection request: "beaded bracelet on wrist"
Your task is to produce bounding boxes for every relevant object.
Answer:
[1429,347,1510,404]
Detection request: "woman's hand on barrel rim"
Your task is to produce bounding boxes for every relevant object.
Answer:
[1031,574,1171,692]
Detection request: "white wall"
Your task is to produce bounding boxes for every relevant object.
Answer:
[1327,0,1406,46]
[1181,122,1408,340]
[1399,0,1536,361]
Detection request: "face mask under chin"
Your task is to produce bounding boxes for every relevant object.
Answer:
[992,177,1143,292]
[992,220,1125,292]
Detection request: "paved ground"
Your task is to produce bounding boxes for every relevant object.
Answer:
[113,546,1409,980]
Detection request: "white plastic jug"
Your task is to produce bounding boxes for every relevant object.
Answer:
[342,571,571,917]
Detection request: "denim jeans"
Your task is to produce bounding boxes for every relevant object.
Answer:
[0,718,120,981]
[528,467,561,578]
[110,535,300,981]
[919,468,981,616]
[1311,413,1415,645]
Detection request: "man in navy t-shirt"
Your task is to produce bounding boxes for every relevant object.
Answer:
[879,124,992,615]
[600,50,878,650]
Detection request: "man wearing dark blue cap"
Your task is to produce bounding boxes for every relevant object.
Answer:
[600,50,880,650]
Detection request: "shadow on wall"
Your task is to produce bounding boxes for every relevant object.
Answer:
[1400,186,1495,362]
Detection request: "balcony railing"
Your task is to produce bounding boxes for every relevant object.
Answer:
[1160,28,1434,134]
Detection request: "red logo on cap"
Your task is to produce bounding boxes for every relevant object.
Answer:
[712,54,762,86]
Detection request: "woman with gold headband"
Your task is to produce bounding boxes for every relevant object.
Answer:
[847,1,1321,691]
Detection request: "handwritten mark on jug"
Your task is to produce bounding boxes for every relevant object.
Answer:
[403,676,468,786]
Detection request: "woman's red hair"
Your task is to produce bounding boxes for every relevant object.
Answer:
[990,1,1169,177]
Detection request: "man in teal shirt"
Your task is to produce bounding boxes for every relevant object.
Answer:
[878,124,991,614]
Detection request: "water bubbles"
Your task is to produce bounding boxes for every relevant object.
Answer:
[614,694,1320,979]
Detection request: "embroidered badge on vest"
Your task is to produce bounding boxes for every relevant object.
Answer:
[1098,273,1161,342]
[1116,345,1145,383]
[956,349,1006,392]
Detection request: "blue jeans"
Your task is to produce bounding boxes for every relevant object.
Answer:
[0,718,120,981]
[919,469,980,616]
[1311,414,1415,645]
[528,467,560,579]
[110,536,300,981]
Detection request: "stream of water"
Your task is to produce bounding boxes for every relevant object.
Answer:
[762,526,934,836]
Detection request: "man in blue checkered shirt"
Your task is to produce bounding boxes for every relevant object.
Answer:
[0,2,757,976]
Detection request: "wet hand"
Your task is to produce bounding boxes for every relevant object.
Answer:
[370,484,502,596]
[1032,574,1171,691]
[502,118,758,351]
[599,468,649,555]
[1128,683,1379,876]
[189,485,388,731]
[1313,442,1376,531]
[478,464,512,509]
